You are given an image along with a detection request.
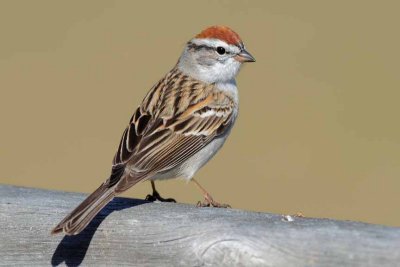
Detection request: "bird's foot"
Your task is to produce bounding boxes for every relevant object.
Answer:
[196,193,231,208]
[145,190,176,203]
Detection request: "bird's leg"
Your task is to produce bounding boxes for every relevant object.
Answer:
[192,178,231,208]
[145,181,176,203]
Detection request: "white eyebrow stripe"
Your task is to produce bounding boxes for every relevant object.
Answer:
[190,38,241,54]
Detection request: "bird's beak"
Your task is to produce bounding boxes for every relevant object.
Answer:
[235,48,256,63]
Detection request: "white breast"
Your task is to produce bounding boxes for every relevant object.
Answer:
[179,133,231,180]
[216,79,239,104]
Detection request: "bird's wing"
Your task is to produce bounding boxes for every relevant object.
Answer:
[108,69,236,193]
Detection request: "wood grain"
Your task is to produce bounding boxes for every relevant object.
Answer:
[1,184,399,266]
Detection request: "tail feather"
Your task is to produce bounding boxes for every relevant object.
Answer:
[51,183,115,235]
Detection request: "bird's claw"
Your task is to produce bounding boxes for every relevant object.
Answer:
[145,191,176,203]
[196,193,231,208]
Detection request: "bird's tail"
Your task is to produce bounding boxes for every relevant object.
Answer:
[51,183,115,235]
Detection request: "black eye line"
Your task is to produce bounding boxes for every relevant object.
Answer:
[187,42,214,52]
[188,42,236,56]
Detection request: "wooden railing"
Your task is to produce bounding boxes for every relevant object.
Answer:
[1,184,399,266]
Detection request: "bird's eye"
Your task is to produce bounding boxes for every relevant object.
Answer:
[216,47,226,55]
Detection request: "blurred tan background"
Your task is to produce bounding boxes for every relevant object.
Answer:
[1,0,399,226]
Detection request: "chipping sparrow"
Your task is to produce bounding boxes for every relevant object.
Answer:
[52,25,255,235]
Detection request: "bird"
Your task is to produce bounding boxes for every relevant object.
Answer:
[51,25,255,235]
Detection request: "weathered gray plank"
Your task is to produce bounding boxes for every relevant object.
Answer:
[0,184,399,266]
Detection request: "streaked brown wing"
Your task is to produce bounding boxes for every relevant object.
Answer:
[132,110,230,174]
[115,95,234,193]
[112,107,151,167]
[109,69,235,192]
[111,68,213,168]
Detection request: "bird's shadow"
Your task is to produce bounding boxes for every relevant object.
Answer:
[51,197,147,267]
